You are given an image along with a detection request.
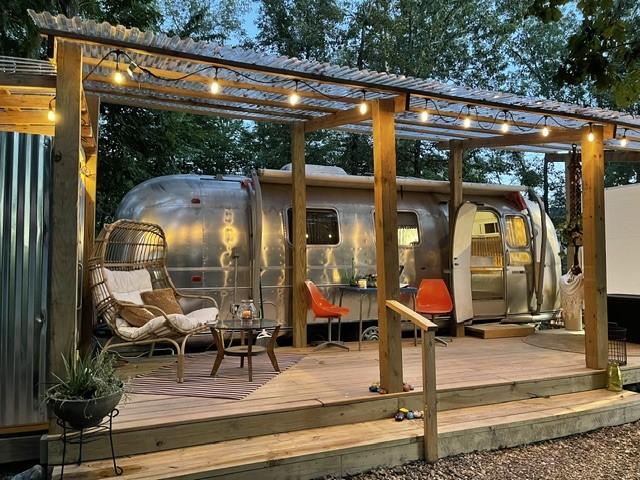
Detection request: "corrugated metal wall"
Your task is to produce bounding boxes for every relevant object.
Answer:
[0,132,51,428]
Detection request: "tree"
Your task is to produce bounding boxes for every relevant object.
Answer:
[529,0,640,108]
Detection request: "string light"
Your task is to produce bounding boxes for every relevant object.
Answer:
[462,105,472,128]
[420,98,429,122]
[541,116,550,137]
[92,48,639,145]
[210,67,221,94]
[47,98,56,122]
[500,110,510,133]
[359,90,368,114]
[112,53,125,84]
[620,129,628,147]
[289,80,300,106]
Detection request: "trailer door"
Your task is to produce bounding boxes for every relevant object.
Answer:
[451,202,476,323]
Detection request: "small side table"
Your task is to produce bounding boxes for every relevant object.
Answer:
[210,319,281,382]
[57,409,122,479]
[338,286,418,350]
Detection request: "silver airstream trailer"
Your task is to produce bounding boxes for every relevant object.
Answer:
[116,166,561,337]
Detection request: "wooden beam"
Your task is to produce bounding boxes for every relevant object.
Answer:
[291,122,307,348]
[581,125,608,369]
[546,150,640,163]
[304,105,371,133]
[448,140,464,337]
[0,110,52,124]
[0,72,56,90]
[436,128,587,150]
[49,41,83,400]
[80,94,100,355]
[98,94,293,124]
[0,93,53,109]
[372,98,403,394]
[0,124,54,136]
[86,75,337,115]
[385,300,437,331]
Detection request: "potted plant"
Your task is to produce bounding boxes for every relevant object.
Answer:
[46,352,124,430]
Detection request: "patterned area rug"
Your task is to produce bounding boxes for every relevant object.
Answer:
[126,352,304,400]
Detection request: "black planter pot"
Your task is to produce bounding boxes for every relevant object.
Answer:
[49,389,123,430]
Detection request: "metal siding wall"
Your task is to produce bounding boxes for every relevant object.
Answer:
[0,132,51,428]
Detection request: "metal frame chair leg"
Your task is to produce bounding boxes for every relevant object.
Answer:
[314,316,349,351]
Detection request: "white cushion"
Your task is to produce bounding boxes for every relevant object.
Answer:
[104,268,153,305]
[186,307,219,325]
[115,307,218,340]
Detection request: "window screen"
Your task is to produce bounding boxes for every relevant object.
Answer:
[397,212,420,247]
[287,208,339,245]
[505,216,529,248]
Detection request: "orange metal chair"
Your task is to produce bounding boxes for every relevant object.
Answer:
[304,280,349,350]
[416,278,453,346]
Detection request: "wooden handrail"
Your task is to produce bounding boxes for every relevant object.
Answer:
[385,298,439,462]
[385,300,438,331]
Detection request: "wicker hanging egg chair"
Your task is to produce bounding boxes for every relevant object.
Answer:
[89,219,219,382]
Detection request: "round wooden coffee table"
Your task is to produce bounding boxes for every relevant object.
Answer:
[209,318,281,382]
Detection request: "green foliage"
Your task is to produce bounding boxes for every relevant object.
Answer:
[47,352,123,401]
[529,0,640,108]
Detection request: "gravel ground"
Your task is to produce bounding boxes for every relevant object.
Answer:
[336,420,640,480]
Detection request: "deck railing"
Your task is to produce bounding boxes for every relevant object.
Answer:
[385,300,438,462]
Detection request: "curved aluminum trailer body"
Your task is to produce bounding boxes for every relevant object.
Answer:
[116,168,561,331]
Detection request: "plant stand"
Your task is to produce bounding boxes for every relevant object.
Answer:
[56,409,123,479]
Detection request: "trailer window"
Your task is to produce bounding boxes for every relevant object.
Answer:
[287,208,339,245]
[505,216,529,248]
[398,212,420,247]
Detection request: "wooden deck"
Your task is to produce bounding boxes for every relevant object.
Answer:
[48,334,640,479]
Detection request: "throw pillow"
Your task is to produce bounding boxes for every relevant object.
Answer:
[120,306,155,327]
[141,288,183,315]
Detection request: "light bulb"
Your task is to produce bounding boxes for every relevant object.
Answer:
[210,80,220,94]
[463,116,471,128]
[621,136,628,147]
[289,91,300,106]
[501,121,510,133]
[420,110,429,122]
[359,101,368,114]
[113,69,125,84]
[588,131,595,142]
[541,126,550,137]
[47,109,56,122]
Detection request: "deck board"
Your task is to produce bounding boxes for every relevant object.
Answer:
[105,336,640,432]
[51,389,640,480]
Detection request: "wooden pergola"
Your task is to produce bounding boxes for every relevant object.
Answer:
[4,10,640,460]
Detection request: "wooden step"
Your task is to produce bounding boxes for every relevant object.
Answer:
[45,367,627,464]
[466,322,536,339]
[51,389,640,480]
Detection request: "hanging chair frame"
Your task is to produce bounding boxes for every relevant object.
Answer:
[89,219,219,382]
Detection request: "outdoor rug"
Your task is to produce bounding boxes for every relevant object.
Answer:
[126,352,304,400]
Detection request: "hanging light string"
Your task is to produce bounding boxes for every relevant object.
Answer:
[76,48,637,144]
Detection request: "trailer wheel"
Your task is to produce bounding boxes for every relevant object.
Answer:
[361,326,379,341]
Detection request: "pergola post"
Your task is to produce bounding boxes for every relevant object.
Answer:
[581,125,608,369]
[80,95,100,355]
[49,41,83,383]
[448,140,464,337]
[372,98,403,393]
[291,122,307,348]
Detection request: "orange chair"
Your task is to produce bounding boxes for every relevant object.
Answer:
[415,279,453,346]
[304,280,350,350]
